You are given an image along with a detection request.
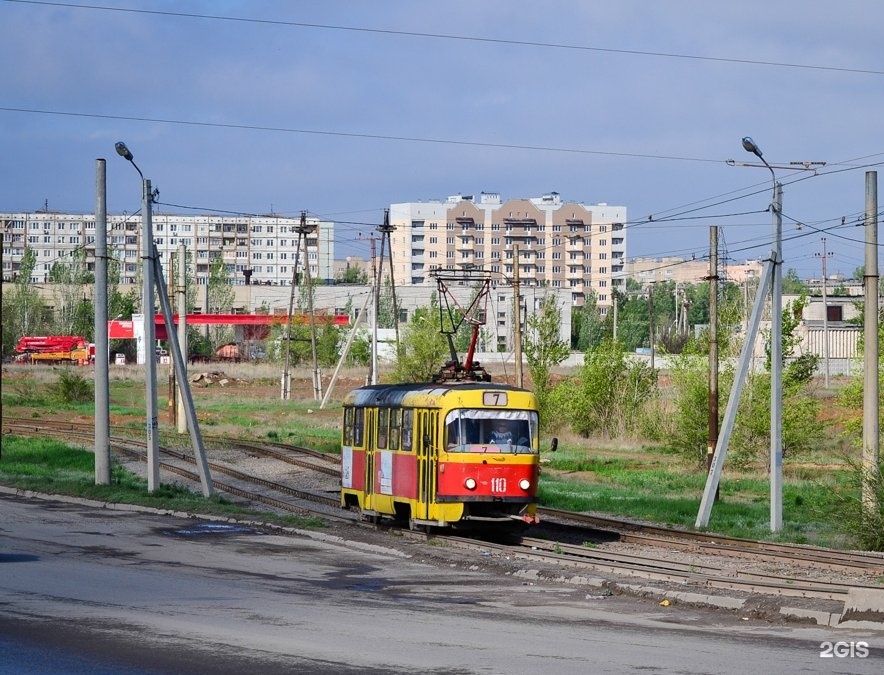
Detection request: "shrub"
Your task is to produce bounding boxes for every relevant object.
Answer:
[820,456,884,551]
[50,368,93,404]
[550,339,657,439]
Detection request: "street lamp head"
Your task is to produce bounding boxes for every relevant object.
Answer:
[115,141,133,162]
[742,136,762,158]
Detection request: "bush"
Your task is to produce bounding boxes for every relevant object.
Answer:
[820,456,884,551]
[550,339,657,439]
[50,368,93,404]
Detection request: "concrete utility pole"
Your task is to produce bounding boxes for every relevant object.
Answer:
[815,237,833,388]
[695,141,826,532]
[93,158,110,485]
[115,141,160,492]
[151,244,213,497]
[862,171,879,517]
[698,136,825,531]
[741,136,784,532]
[321,289,373,409]
[697,255,776,528]
[513,244,523,387]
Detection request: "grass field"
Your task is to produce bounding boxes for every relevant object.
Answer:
[0,362,875,550]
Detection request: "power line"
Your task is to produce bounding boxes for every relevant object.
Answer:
[0,106,721,164]
[6,0,884,76]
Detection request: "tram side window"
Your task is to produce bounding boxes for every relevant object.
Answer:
[389,408,401,451]
[377,407,389,449]
[343,406,353,445]
[353,407,365,447]
[401,409,414,451]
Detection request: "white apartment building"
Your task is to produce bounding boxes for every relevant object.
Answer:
[625,256,765,286]
[1,212,335,286]
[388,192,627,311]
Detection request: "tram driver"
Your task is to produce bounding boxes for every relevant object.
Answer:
[488,420,514,445]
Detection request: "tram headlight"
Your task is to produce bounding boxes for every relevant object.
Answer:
[519,478,531,491]
[464,477,477,490]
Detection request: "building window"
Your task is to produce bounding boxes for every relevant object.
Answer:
[826,305,843,322]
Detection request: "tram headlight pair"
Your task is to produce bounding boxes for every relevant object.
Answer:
[464,477,477,490]
[519,478,531,491]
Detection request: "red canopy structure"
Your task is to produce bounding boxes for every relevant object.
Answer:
[108,313,349,340]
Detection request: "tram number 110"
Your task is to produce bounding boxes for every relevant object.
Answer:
[490,477,507,493]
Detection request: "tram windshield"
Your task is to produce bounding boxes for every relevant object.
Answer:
[444,409,539,454]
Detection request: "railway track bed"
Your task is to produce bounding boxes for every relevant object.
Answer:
[4,417,884,626]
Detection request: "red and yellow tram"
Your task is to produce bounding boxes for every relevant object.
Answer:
[341,382,541,529]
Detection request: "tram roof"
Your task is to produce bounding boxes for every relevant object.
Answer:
[343,381,531,407]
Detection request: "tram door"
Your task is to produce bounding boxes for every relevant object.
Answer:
[413,409,437,521]
[363,408,374,510]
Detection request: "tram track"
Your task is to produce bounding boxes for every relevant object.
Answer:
[537,507,884,574]
[5,416,884,606]
[2,418,345,520]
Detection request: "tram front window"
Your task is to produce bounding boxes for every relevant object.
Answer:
[444,410,537,454]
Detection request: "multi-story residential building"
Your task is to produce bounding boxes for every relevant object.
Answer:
[388,192,626,312]
[1,211,335,286]
[625,256,765,286]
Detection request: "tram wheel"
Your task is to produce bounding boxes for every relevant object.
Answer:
[408,518,431,534]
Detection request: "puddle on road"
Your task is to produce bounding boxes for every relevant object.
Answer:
[158,523,260,538]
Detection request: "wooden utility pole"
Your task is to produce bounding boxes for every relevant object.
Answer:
[280,221,303,399]
[612,292,618,341]
[707,227,720,501]
[814,237,833,388]
[513,244,523,387]
[176,244,187,434]
[647,282,655,370]
[862,171,879,517]
[167,250,176,424]
[368,234,378,385]
[296,211,322,401]
[377,209,400,351]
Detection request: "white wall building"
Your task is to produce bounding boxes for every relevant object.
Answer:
[1,211,335,286]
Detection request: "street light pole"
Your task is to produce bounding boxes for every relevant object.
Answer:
[741,136,783,532]
[116,141,160,492]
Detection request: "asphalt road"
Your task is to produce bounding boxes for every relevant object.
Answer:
[1,494,881,674]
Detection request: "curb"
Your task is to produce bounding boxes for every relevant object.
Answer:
[0,486,410,559]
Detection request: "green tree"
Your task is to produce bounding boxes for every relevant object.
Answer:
[764,293,810,371]
[390,302,449,383]
[49,247,93,338]
[657,281,749,462]
[549,339,657,438]
[107,244,138,323]
[207,256,235,348]
[782,268,807,295]
[616,293,649,352]
[376,275,397,330]
[1,249,48,356]
[573,292,606,351]
[522,294,570,422]
[335,264,369,285]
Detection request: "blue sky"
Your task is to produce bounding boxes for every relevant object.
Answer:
[2,0,882,279]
